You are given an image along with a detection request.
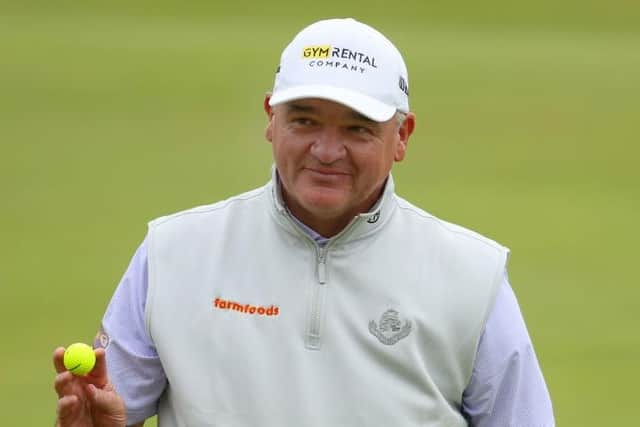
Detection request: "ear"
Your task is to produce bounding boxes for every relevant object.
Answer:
[394,112,415,162]
[264,93,275,142]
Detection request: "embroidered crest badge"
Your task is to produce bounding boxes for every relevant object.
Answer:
[368,309,412,345]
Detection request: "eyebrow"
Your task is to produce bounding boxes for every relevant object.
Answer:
[348,110,377,125]
[285,102,378,125]
[285,103,316,113]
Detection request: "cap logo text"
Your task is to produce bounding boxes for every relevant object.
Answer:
[303,45,331,58]
[302,45,378,74]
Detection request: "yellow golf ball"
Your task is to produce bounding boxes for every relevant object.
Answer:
[63,343,96,376]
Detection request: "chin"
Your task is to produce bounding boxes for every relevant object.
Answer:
[301,193,348,214]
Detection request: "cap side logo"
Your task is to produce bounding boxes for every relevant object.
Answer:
[303,45,331,58]
[399,76,409,96]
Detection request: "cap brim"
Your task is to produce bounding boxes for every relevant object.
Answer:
[268,85,397,122]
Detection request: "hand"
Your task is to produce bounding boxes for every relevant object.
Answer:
[53,346,127,427]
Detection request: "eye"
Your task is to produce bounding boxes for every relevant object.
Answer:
[348,125,372,135]
[291,117,315,126]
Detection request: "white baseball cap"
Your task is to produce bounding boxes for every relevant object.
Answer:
[269,18,410,122]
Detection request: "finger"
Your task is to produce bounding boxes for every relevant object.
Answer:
[57,395,79,420]
[86,383,103,406]
[54,371,78,398]
[85,348,108,388]
[53,347,67,373]
[86,382,124,414]
[93,348,107,377]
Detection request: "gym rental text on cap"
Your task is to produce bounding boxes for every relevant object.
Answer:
[269,18,410,122]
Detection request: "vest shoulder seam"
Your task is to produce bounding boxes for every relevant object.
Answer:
[393,196,507,253]
[149,186,267,228]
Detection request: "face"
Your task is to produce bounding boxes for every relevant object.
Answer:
[264,96,415,236]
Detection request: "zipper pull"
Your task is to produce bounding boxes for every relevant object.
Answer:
[318,258,326,284]
[317,248,327,284]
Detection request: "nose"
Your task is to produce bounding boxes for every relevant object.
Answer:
[309,127,346,164]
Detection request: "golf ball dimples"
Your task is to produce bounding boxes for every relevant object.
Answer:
[64,343,96,376]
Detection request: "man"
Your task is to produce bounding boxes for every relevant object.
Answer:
[53,18,554,426]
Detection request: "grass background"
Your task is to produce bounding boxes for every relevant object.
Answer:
[1,1,638,425]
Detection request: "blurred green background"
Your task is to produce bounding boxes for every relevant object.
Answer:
[1,0,638,425]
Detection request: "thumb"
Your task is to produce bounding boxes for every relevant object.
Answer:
[86,383,124,413]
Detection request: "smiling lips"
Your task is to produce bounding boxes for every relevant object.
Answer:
[306,167,349,177]
[305,168,351,185]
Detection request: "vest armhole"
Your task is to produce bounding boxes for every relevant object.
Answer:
[464,247,510,389]
[143,222,157,344]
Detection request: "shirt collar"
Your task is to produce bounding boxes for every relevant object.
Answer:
[269,166,397,245]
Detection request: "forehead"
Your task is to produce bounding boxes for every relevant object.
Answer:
[280,98,379,123]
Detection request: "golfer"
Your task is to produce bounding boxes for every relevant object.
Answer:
[53,18,554,427]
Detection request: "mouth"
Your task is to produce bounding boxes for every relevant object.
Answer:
[305,167,349,177]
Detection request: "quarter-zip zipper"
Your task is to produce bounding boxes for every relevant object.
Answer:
[306,245,328,349]
[304,219,363,349]
[277,208,362,350]
[317,246,327,284]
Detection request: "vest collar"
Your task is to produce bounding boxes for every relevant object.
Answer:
[267,166,397,245]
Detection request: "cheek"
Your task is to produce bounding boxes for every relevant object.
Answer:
[355,144,394,174]
[272,138,307,170]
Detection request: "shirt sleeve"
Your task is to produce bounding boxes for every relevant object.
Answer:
[461,272,555,427]
[97,237,166,424]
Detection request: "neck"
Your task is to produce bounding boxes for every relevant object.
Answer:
[282,195,354,238]
[281,187,386,238]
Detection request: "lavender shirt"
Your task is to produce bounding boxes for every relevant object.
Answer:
[102,233,554,426]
